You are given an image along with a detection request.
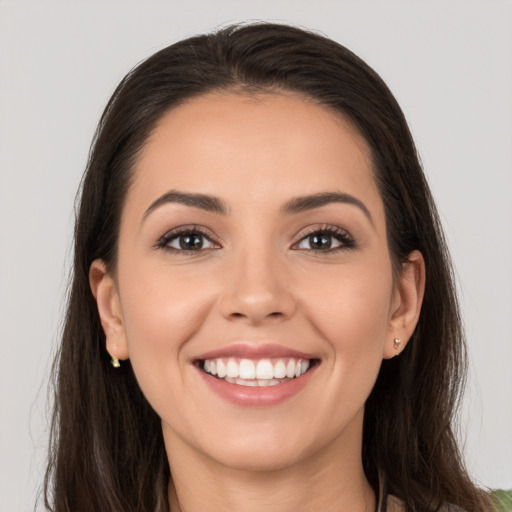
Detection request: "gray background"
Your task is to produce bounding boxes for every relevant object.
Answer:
[0,0,511,510]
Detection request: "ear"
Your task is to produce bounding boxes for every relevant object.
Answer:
[383,250,426,359]
[89,259,129,361]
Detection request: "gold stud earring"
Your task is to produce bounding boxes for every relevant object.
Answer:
[393,338,402,354]
[110,356,121,368]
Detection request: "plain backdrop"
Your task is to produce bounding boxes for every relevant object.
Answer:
[0,0,511,510]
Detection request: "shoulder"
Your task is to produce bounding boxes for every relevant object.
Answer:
[387,495,469,512]
[387,495,405,512]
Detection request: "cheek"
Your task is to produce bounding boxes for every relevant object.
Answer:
[116,261,216,389]
[302,263,394,347]
[298,259,394,409]
[115,262,225,435]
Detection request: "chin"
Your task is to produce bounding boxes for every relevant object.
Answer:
[209,442,310,473]
[194,419,345,474]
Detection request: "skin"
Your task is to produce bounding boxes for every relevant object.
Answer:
[90,92,425,512]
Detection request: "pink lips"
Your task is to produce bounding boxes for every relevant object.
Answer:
[195,343,316,361]
[194,343,319,407]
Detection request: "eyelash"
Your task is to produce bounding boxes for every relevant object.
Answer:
[291,225,355,253]
[154,225,220,254]
[154,224,355,254]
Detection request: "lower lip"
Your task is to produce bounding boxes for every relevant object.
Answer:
[196,365,317,407]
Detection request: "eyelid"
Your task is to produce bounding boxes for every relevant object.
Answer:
[291,224,355,251]
[153,223,354,253]
[154,224,222,252]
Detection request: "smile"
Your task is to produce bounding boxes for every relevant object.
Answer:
[194,344,319,406]
[202,358,311,387]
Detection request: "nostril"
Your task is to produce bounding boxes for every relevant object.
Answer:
[228,311,285,322]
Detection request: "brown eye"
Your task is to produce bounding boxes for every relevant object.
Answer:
[296,230,348,251]
[177,233,205,250]
[306,234,333,250]
[161,230,219,252]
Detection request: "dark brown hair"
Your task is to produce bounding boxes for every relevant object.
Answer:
[44,23,493,512]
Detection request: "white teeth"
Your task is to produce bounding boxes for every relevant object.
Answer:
[236,378,258,387]
[286,359,296,378]
[274,360,287,379]
[239,359,256,379]
[226,360,238,378]
[202,357,312,386]
[224,377,290,387]
[216,359,227,378]
[256,360,274,380]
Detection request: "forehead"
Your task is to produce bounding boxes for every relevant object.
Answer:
[127,91,382,220]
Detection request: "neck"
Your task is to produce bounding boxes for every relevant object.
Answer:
[164,410,376,512]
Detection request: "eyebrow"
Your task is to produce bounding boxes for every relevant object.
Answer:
[142,190,228,221]
[142,189,373,226]
[282,192,373,225]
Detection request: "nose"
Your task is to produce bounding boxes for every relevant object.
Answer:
[219,248,296,325]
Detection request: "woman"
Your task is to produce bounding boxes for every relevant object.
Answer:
[44,23,493,512]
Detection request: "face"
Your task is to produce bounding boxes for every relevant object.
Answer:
[92,92,423,474]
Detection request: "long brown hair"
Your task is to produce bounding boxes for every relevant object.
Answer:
[44,23,493,512]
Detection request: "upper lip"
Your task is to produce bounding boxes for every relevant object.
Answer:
[194,343,318,361]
